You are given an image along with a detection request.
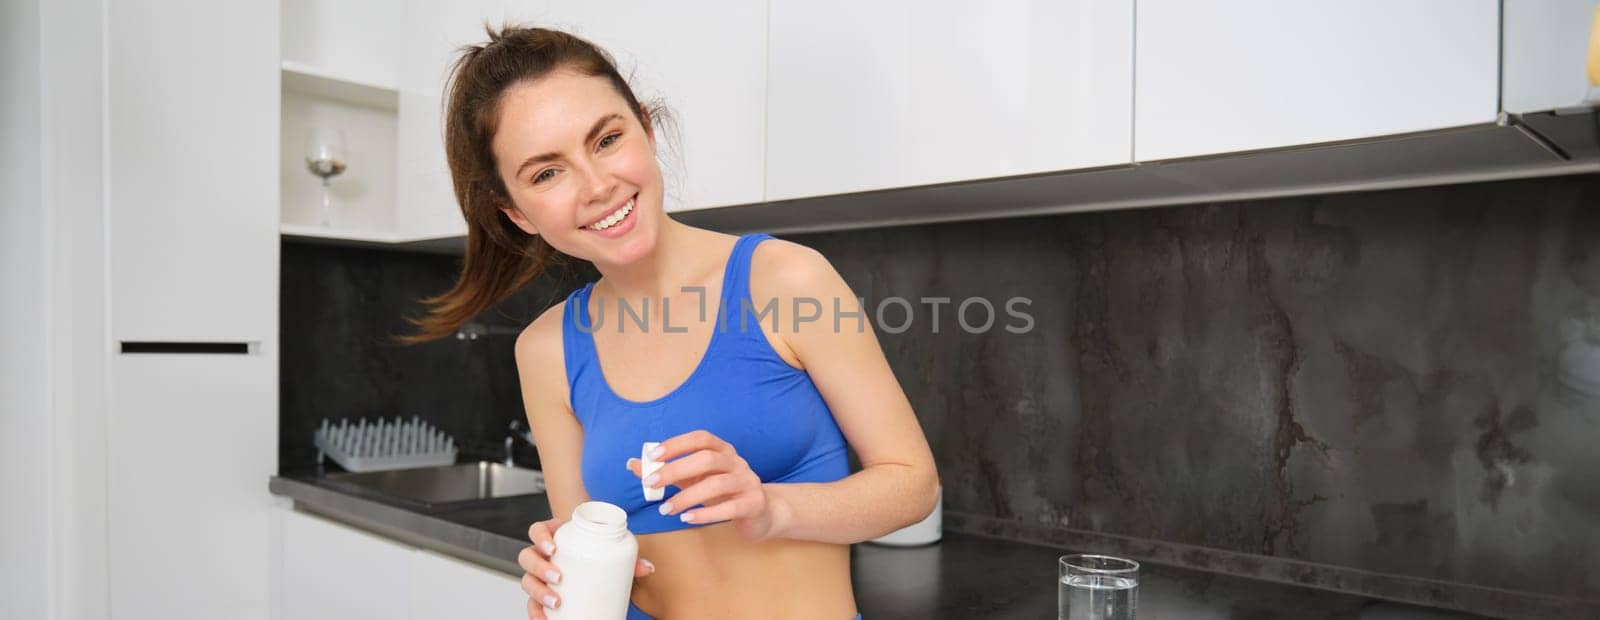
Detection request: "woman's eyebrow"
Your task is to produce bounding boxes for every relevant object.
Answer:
[514,113,625,178]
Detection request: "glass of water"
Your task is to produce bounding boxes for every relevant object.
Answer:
[1059,554,1139,620]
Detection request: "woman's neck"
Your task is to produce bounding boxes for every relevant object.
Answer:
[591,219,718,301]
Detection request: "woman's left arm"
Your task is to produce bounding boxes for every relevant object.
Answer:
[751,241,940,543]
[633,240,940,544]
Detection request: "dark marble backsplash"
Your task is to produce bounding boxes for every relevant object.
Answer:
[278,242,595,473]
[279,173,1600,614]
[789,173,1600,612]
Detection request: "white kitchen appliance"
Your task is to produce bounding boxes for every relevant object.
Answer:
[868,486,942,546]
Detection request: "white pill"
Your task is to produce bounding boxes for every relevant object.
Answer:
[642,442,664,502]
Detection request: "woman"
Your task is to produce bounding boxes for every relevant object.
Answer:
[407,25,938,620]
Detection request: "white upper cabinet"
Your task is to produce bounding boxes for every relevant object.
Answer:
[1502,0,1600,114]
[109,0,278,340]
[539,0,769,211]
[765,0,1135,202]
[1134,0,1501,162]
[281,0,402,88]
[393,0,556,241]
[279,0,409,241]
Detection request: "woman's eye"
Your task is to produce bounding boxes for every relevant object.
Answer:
[598,132,620,150]
[532,169,557,184]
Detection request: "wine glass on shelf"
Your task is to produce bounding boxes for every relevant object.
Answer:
[304,127,347,228]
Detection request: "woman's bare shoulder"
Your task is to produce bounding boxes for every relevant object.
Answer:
[514,299,568,371]
[750,237,843,297]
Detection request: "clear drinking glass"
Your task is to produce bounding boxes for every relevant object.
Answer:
[1059,554,1139,620]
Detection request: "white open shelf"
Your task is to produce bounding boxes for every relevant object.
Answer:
[280,223,469,244]
[280,223,464,254]
[279,60,467,253]
[281,60,398,111]
[280,223,406,244]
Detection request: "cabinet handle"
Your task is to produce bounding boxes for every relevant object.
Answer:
[119,341,256,355]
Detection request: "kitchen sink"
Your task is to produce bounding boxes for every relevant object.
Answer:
[327,461,546,505]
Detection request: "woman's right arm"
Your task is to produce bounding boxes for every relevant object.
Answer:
[514,302,588,522]
[512,301,653,620]
[513,302,587,619]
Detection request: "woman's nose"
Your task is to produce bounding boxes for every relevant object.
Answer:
[574,161,615,205]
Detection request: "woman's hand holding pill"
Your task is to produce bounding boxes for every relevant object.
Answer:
[627,429,782,541]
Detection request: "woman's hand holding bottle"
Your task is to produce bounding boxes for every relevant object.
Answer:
[518,516,655,620]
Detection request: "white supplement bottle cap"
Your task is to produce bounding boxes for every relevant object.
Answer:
[641,442,664,502]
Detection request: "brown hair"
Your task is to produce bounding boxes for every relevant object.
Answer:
[398,25,660,344]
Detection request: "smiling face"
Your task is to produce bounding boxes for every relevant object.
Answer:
[492,69,664,266]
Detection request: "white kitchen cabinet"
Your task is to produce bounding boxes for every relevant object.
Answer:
[537,0,769,211]
[411,549,527,620]
[394,0,553,242]
[1134,0,1501,162]
[393,87,466,241]
[281,0,403,91]
[104,1,280,619]
[279,508,415,620]
[276,0,429,244]
[1502,0,1600,114]
[109,0,279,341]
[765,0,1134,201]
[109,354,277,620]
[276,507,528,620]
[276,0,481,245]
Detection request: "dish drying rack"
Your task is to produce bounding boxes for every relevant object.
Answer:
[314,416,457,473]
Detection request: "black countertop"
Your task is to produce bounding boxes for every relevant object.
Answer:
[270,473,1494,619]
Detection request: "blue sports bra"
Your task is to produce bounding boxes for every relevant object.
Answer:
[561,233,850,535]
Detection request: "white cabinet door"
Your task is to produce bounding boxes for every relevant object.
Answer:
[279,508,416,620]
[1135,0,1501,161]
[276,508,525,620]
[109,354,277,620]
[766,0,1134,201]
[1502,0,1600,114]
[411,549,527,620]
[538,0,768,211]
[104,1,278,618]
[280,0,402,87]
[108,0,278,341]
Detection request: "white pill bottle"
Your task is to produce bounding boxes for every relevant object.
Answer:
[547,501,639,620]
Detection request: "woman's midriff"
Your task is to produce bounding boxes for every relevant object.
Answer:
[629,522,857,620]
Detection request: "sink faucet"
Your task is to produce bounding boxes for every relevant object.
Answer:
[505,419,536,467]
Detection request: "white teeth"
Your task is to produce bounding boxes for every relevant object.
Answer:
[588,199,633,231]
